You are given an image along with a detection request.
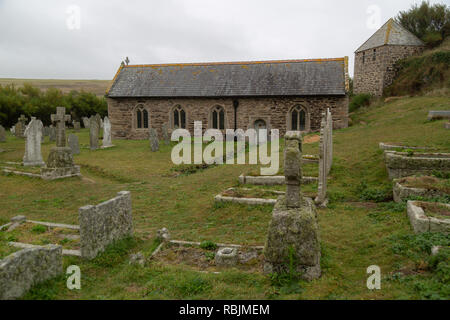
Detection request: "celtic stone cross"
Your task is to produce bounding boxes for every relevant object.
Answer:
[51,107,71,148]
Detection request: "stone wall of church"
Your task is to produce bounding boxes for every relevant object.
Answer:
[354,45,425,97]
[107,95,348,140]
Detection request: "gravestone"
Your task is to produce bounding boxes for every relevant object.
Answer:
[15,115,28,138]
[41,107,81,180]
[43,126,49,137]
[49,125,56,142]
[68,134,80,155]
[315,113,329,207]
[23,117,45,167]
[82,117,90,129]
[0,125,5,142]
[10,126,15,135]
[264,132,321,281]
[162,123,170,145]
[0,245,62,300]
[149,128,159,152]
[95,114,103,138]
[73,121,81,132]
[102,116,113,148]
[428,110,450,121]
[79,191,133,260]
[445,123,450,130]
[89,115,99,150]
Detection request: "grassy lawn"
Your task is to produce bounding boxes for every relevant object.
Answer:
[0,95,449,300]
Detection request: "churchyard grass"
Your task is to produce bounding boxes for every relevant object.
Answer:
[0,95,449,299]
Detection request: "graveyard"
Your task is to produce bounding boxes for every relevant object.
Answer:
[0,94,448,300]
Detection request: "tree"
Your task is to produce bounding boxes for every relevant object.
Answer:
[396,1,450,47]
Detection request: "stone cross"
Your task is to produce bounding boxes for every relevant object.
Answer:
[284,132,302,208]
[18,114,28,123]
[51,107,71,148]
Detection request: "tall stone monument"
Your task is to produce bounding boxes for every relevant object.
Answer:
[23,117,45,166]
[264,132,321,281]
[41,107,81,180]
[315,113,329,208]
[89,115,99,150]
[102,116,113,148]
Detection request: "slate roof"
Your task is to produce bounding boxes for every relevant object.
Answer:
[356,18,425,53]
[106,58,348,98]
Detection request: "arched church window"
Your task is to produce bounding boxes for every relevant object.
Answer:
[290,105,307,131]
[135,105,149,129]
[173,106,186,129]
[211,106,225,130]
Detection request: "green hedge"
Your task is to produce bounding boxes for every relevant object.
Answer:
[0,83,107,128]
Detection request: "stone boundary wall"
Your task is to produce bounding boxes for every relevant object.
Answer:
[393,180,448,203]
[384,151,450,179]
[79,191,133,260]
[407,201,450,234]
[0,245,62,300]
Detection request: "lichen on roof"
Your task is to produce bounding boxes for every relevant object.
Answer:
[355,18,424,53]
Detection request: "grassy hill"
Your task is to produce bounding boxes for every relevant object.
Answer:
[0,94,449,300]
[384,37,450,96]
[0,79,110,97]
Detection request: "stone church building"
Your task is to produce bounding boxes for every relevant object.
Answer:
[106,58,349,140]
[354,18,425,97]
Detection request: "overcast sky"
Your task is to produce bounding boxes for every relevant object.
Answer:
[0,0,445,79]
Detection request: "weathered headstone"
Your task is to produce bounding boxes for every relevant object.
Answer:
[49,125,56,142]
[41,107,81,180]
[79,191,133,260]
[162,123,170,145]
[73,121,81,132]
[102,116,113,148]
[23,117,45,167]
[15,115,28,138]
[68,134,80,155]
[82,117,90,129]
[0,245,63,300]
[89,115,99,150]
[95,114,103,138]
[264,132,321,281]
[10,126,15,135]
[0,125,6,142]
[445,122,450,130]
[315,113,329,207]
[149,128,159,152]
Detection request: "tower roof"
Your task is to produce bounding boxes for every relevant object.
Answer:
[355,18,424,53]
